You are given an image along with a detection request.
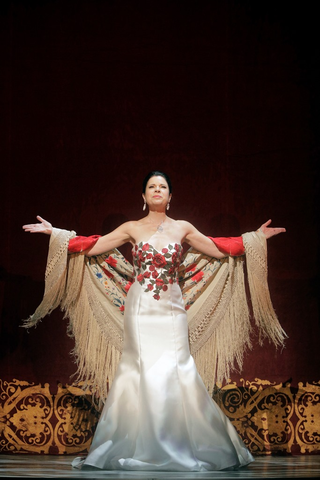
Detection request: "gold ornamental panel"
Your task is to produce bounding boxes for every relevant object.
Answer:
[295,381,320,453]
[0,379,53,453]
[0,378,319,455]
[213,379,295,455]
[53,383,100,454]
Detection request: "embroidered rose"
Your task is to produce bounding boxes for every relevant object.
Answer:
[138,251,145,261]
[105,256,118,268]
[155,278,164,287]
[152,253,167,269]
[171,252,178,264]
[132,242,183,301]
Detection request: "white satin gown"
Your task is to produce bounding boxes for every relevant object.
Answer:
[72,237,254,471]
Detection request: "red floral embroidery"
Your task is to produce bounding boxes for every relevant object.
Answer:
[171,252,178,264]
[105,256,118,268]
[152,253,167,269]
[119,305,125,312]
[132,242,183,300]
[193,271,204,283]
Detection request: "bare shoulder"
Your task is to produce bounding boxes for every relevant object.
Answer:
[122,219,150,237]
[115,220,137,231]
[176,220,196,233]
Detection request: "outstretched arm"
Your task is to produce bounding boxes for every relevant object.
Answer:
[23,216,134,256]
[184,219,286,258]
[22,215,53,235]
[84,222,133,255]
[259,219,286,239]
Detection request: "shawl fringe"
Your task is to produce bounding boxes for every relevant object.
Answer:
[22,228,286,406]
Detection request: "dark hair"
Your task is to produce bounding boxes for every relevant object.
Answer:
[142,171,172,194]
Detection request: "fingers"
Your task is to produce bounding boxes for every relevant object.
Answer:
[270,226,286,234]
[265,227,286,239]
[23,216,53,235]
[262,219,272,228]
[22,219,44,232]
[22,225,35,232]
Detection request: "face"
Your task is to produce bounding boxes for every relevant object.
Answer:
[143,175,171,208]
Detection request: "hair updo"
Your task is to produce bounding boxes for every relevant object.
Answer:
[142,171,172,194]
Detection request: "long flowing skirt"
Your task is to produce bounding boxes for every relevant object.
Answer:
[72,282,254,471]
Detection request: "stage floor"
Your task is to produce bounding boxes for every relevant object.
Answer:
[0,455,320,479]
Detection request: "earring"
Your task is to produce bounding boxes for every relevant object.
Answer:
[143,202,146,211]
[166,203,170,211]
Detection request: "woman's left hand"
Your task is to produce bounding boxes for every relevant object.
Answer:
[259,219,286,239]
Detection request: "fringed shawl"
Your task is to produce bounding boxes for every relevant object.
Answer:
[23,228,286,405]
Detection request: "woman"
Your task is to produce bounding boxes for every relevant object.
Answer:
[23,171,286,472]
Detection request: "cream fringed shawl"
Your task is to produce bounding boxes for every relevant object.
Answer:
[23,228,286,405]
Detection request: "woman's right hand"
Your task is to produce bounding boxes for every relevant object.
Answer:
[22,215,53,235]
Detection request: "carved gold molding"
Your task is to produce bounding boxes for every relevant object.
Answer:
[295,381,320,453]
[1,378,319,455]
[0,379,54,453]
[213,379,295,454]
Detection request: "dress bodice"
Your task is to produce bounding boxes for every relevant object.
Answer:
[132,241,183,300]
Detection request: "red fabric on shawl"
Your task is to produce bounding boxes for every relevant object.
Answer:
[68,235,101,253]
[208,236,245,256]
[68,234,244,256]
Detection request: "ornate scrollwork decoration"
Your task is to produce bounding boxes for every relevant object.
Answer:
[295,381,320,453]
[213,378,294,454]
[0,379,53,453]
[1,378,320,455]
[53,383,100,454]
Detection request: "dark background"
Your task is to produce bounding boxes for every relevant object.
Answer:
[0,0,319,392]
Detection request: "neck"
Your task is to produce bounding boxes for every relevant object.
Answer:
[146,211,167,224]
